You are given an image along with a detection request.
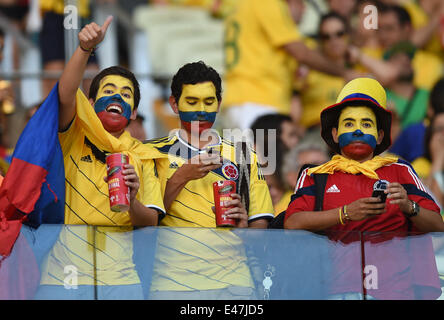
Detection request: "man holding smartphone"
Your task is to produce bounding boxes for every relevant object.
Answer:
[284,78,444,299]
[143,61,274,299]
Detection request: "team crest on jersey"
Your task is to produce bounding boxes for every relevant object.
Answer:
[222,162,239,180]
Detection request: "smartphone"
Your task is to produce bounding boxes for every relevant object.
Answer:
[372,180,389,203]
[371,189,387,203]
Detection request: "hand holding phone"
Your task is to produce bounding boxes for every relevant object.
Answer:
[372,180,389,203]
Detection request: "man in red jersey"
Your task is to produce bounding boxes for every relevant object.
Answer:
[284,77,444,299]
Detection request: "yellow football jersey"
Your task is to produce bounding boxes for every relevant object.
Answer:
[144,130,274,291]
[223,0,301,114]
[39,116,165,286]
[40,0,90,18]
[145,130,274,226]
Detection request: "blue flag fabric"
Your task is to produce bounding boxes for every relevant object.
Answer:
[0,83,65,299]
[0,83,65,227]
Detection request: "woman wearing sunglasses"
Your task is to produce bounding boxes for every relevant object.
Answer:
[297,12,356,140]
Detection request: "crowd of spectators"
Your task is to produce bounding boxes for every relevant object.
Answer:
[1,0,444,212]
[220,0,444,213]
[0,0,444,301]
[145,0,444,213]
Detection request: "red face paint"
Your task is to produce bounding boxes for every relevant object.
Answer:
[181,120,214,135]
[341,142,374,161]
[97,111,129,133]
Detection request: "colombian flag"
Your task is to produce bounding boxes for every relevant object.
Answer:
[0,84,65,299]
[0,83,65,258]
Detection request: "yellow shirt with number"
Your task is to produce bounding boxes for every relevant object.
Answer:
[144,130,274,291]
[223,0,301,114]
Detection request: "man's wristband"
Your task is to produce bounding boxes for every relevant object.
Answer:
[343,205,351,222]
[79,44,96,56]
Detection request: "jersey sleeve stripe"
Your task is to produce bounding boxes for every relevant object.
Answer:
[248,212,274,222]
[145,204,166,215]
[295,168,309,191]
[403,183,435,202]
[290,185,316,202]
[393,162,427,192]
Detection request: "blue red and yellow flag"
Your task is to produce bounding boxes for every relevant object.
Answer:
[0,83,64,233]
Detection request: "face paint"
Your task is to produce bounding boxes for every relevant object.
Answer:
[94,75,135,133]
[337,106,379,160]
[177,82,218,134]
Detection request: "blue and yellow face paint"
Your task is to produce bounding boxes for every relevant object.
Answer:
[177,82,218,134]
[94,75,135,133]
[337,106,379,160]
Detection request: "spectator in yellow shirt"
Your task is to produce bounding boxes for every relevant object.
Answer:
[297,12,352,137]
[222,0,357,130]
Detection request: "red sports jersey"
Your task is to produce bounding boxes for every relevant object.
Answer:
[286,159,440,239]
[285,159,442,299]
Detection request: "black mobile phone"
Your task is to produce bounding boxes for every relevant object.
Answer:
[372,179,389,203]
[371,189,387,203]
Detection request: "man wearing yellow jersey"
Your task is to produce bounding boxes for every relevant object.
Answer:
[222,0,356,129]
[35,17,165,299]
[144,61,274,299]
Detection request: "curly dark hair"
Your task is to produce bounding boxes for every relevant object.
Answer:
[88,66,141,109]
[170,61,222,103]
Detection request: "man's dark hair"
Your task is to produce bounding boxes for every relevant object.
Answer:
[88,66,141,109]
[0,28,4,39]
[250,113,293,159]
[170,61,222,103]
[250,114,293,141]
[379,3,412,27]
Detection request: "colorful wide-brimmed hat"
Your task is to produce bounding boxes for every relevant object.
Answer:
[320,77,392,155]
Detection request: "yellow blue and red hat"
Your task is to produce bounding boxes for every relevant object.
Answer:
[320,77,392,155]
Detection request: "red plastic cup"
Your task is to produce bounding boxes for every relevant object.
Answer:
[213,180,237,227]
[106,153,130,212]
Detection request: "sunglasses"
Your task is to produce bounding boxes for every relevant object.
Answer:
[320,30,346,41]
